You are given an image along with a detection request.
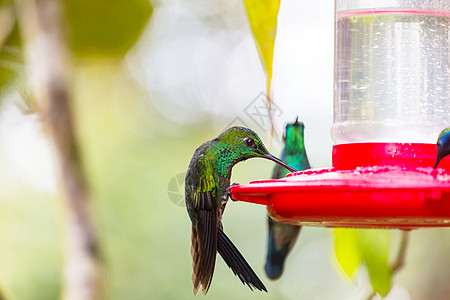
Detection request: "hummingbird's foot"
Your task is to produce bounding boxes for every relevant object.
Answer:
[227,182,240,201]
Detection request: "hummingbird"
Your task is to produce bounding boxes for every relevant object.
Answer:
[185,126,297,295]
[265,118,311,280]
[434,128,450,168]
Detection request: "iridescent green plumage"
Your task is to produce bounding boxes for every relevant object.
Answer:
[265,118,311,280]
[434,128,450,168]
[185,126,296,295]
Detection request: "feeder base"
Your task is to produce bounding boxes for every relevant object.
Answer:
[230,143,450,229]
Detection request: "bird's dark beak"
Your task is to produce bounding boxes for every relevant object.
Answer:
[434,152,444,169]
[263,154,297,172]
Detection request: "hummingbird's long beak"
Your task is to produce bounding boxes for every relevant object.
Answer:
[263,154,297,173]
[434,157,441,169]
[434,152,445,169]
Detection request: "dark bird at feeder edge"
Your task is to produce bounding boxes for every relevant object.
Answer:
[265,118,311,280]
[185,126,297,295]
[434,128,450,168]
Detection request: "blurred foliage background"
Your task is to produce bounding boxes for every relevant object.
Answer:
[0,0,449,300]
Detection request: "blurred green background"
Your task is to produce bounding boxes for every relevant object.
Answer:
[0,0,449,300]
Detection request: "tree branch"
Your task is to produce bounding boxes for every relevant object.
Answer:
[391,231,409,274]
[14,0,102,299]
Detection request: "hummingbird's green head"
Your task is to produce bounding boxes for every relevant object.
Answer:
[215,126,296,176]
[217,126,270,159]
[283,117,306,153]
[434,128,450,168]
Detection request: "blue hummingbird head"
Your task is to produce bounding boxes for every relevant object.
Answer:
[434,128,450,168]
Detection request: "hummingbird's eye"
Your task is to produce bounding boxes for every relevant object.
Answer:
[244,137,256,148]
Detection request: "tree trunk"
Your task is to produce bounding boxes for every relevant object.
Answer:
[14,0,103,299]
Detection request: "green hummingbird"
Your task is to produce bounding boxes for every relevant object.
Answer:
[434,128,450,168]
[185,126,297,295]
[265,118,311,280]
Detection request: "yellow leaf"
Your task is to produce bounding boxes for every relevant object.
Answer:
[243,0,281,92]
[358,229,392,297]
[333,228,362,279]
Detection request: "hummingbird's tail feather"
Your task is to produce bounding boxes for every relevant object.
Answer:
[191,208,218,295]
[217,228,267,292]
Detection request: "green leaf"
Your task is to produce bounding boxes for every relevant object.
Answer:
[1,0,153,103]
[243,0,281,93]
[63,0,152,57]
[0,2,22,101]
[333,228,362,279]
[358,229,392,297]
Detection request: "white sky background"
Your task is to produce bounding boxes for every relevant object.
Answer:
[128,0,335,167]
[0,95,57,193]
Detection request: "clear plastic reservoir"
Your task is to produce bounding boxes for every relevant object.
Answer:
[332,0,450,144]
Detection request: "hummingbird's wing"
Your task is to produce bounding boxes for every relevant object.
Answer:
[265,161,302,280]
[265,132,310,280]
[265,216,301,279]
[189,156,218,295]
[272,163,284,180]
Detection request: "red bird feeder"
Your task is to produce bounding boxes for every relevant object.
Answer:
[230,2,450,229]
[231,143,450,229]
